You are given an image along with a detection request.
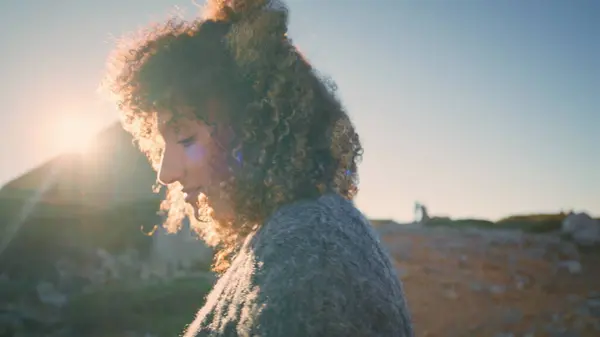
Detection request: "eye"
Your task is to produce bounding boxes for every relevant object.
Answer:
[178,136,196,147]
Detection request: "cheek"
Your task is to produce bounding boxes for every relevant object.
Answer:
[184,143,207,164]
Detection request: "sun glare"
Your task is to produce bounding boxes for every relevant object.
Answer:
[56,116,95,154]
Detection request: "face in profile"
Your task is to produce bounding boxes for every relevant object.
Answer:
[156,106,234,220]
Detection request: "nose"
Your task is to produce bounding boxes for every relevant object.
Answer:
[157,147,184,186]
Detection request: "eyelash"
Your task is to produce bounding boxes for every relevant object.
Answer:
[178,136,196,147]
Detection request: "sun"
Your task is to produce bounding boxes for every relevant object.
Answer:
[56,115,95,154]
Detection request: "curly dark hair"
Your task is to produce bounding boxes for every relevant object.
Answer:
[104,0,363,272]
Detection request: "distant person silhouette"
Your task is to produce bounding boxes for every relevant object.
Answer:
[104,0,414,336]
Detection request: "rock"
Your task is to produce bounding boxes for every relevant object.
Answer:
[443,289,459,300]
[574,305,591,317]
[96,248,121,280]
[589,291,600,299]
[513,273,532,291]
[36,282,68,308]
[480,229,525,246]
[458,255,468,267]
[524,247,547,259]
[551,313,561,322]
[493,333,515,337]
[469,282,485,292]
[557,260,582,274]
[573,317,587,330]
[544,324,568,336]
[501,308,523,324]
[562,212,600,246]
[587,298,600,317]
[587,298,600,307]
[558,243,580,260]
[489,285,507,294]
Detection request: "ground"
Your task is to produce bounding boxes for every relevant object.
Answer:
[5,222,599,337]
[380,224,600,337]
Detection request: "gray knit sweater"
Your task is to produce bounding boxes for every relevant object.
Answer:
[183,193,414,337]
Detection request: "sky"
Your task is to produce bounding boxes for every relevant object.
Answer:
[0,0,598,222]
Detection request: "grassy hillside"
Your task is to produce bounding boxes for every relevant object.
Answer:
[63,276,214,336]
[424,213,570,233]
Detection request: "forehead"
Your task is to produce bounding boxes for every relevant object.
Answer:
[157,108,198,135]
[156,98,224,135]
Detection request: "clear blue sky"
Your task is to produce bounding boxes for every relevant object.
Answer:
[1,0,598,222]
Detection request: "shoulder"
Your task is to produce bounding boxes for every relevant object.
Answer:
[255,193,377,249]
[248,194,413,336]
[253,193,396,286]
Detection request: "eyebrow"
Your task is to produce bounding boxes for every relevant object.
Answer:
[157,115,182,136]
[157,118,172,135]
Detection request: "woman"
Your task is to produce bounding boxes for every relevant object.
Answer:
[105,0,413,336]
